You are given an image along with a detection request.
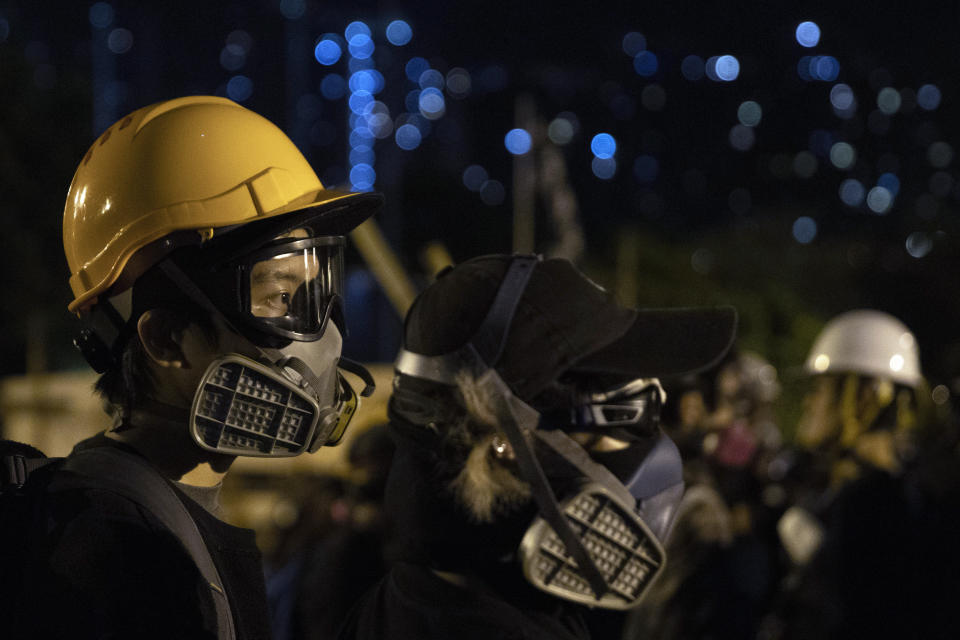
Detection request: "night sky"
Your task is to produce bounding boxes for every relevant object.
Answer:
[1,0,959,386]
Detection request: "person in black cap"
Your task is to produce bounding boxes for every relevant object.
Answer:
[337,254,737,640]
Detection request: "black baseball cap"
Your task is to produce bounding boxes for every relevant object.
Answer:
[403,255,738,402]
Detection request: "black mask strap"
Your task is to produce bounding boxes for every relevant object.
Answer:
[468,256,609,599]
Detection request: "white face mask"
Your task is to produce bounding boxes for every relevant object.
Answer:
[187,322,354,457]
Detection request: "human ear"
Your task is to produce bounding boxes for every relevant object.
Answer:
[137,310,186,368]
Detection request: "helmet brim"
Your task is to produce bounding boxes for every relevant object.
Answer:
[208,189,383,262]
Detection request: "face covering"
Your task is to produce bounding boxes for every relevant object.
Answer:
[188,320,361,456]
[392,256,688,609]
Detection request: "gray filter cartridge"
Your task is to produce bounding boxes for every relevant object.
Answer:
[190,355,320,456]
[519,482,665,609]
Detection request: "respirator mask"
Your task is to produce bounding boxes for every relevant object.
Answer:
[393,256,684,610]
[179,233,374,456]
[76,232,373,457]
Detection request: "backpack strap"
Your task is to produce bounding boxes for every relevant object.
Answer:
[51,447,236,640]
[1,455,59,492]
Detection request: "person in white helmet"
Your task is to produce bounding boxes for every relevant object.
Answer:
[1,96,381,639]
[794,309,924,483]
[771,309,952,639]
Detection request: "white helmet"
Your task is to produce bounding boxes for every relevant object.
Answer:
[803,309,921,388]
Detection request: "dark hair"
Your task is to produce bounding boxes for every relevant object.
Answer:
[93,265,218,418]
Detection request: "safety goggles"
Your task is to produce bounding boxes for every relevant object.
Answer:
[564,378,665,435]
[233,235,345,342]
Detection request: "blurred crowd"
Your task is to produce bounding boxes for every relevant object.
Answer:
[260,309,960,640]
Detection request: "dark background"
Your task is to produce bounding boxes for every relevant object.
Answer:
[1,1,958,402]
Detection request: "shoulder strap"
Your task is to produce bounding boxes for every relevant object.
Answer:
[1,455,59,492]
[52,447,236,640]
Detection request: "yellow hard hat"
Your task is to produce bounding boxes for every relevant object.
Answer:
[63,95,379,313]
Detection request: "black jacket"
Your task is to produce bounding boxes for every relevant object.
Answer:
[336,418,591,640]
[16,433,271,639]
[338,562,590,640]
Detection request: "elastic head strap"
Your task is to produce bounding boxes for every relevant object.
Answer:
[479,371,610,599]
[471,255,540,367]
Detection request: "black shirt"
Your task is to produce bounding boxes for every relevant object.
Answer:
[338,562,591,640]
[19,433,271,639]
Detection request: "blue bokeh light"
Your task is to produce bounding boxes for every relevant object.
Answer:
[405,57,430,83]
[813,56,839,81]
[89,2,114,28]
[350,147,375,166]
[800,56,840,81]
[405,89,421,113]
[592,157,617,180]
[348,57,373,73]
[839,179,866,206]
[547,116,575,145]
[349,128,373,149]
[737,101,763,127]
[349,70,377,93]
[504,128,532,155]
[681,55,705,81]
[792,216,817,244]
[419,69,444,90]
[220,44,247,71]
[351,123,374,143]
[480,180,506,206]
[395,123,422,150]
[729,125,755,151]
[795,21,821,48]
[714,55,740,81]
[830,83,855,110]
[226,75,253,102]
[314,38,341,65]
[367,112,393,139]
[633,51,658,77]
[829,142,856,169]
[446,68,472,97]
[279,0,306,20]
[418,87,445,119]
[866,186,893,214]
[348,33,374,59]
[345,21,371,41]
[878,172,901,197]
[406,113,432,136]
[622,32,646,56]
[386,20,412,46]
[107,28,134,54]
[369,69,386,94]
[320,74,347,99]
[917,84,942,110]
[348,90,373,114]
[591,133,617,159]
[906,232,932,259]
[350,163,376,191]
[463,165,488,191]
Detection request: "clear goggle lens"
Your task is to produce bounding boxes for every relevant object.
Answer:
[242,236,345,340]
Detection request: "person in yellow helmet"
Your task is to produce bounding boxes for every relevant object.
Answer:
[8,96,381,639]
